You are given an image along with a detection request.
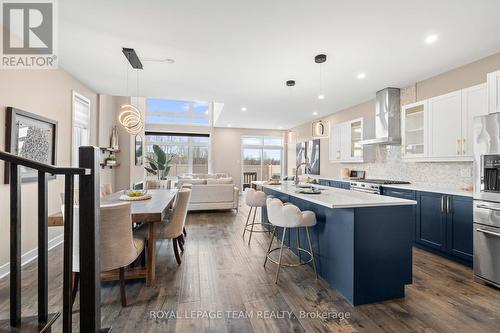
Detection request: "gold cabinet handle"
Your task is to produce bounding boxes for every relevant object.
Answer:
[456,139,461,155]
[462,138,466,155]
[447,196,451,213]
[441,195,445,213]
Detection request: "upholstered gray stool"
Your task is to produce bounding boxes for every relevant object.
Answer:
[243,188,272,245]
[264,197,317,284]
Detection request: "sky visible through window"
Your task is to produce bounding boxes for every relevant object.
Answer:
[146,98,210,125]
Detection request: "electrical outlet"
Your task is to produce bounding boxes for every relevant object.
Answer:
[461,168,472,178]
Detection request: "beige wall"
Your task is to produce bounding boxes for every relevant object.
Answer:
[98,94,119,189]
[289,52,500,185]
[0,69,98,270]
[211,127,286,187]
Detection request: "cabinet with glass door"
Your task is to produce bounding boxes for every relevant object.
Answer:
[402,101,427,159]
[350,119,363,161]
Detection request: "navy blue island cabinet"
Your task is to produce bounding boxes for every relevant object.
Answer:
[262,187,414,306]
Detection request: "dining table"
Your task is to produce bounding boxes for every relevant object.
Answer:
[49,188,178,287]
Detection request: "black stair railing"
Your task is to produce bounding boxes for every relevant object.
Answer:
[0,146,110,333]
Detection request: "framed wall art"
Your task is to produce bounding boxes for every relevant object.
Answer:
[4,107,58,184]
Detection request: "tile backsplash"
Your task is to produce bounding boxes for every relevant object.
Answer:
[324,145,473,190]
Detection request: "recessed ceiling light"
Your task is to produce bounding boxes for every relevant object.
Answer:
[425,34,438,44]
[357,72,366,79]
[227,124,232,127]
[312,111,318,116]
[241,107,247,111]
[278,126,283,130]
[318,94,325,100]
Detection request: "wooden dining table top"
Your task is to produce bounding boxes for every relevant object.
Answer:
[101,189,178,223]
[48,189,179,227]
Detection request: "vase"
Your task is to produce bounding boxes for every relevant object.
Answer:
[110,125,119,149]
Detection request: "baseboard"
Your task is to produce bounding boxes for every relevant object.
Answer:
[0,233,64,279]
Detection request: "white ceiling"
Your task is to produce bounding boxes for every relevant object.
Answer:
[59,0,500,129]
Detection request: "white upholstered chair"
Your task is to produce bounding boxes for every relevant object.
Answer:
[243,188,271,245]
[265,197,317,283]
[136,189,191,265]
[100,183,113,197]
[63,202,145,307]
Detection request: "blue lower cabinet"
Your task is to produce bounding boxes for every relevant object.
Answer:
[417,192,447,251]
[332,181,350,189]
[318,179,330,186]
[317,179,350,189]
[382,188,473,266]
[446,195,473,262]
[382,188,417,242]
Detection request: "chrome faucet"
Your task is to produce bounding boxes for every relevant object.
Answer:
[295,161,311,185]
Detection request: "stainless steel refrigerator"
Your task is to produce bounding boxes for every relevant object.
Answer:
[473,113,500,287]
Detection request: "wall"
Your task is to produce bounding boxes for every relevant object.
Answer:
[98,94,119,189]
[211,127,286,187]
[0,69,98,272]
[289,52,500,190]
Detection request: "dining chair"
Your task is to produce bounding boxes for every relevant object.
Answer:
[64,202,144,307]
[59,190,80,205]
[146,179,171,190]
[136,189,191,265]
[100,183,113,197]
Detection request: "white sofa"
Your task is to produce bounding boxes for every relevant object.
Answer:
[176,175,239,211]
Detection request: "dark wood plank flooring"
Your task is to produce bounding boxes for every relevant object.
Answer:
[1,202,499,332]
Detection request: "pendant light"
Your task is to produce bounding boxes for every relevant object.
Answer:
[119,48,144,135]
[286,79,296,142]
[311,54,329,138]
[315,54,327,100]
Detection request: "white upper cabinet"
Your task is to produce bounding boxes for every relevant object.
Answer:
[329,123,342,162]
[402,83,487,162]
[428,91,463,158]
[462,83,488,157]
[488,70,500,114]
[329,118,369,163]
[402,101,427,159]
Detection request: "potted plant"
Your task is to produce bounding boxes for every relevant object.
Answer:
[106,154,118,166]
[144,144,172,183]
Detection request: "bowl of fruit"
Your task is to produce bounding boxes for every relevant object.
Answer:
[125,189,147,197]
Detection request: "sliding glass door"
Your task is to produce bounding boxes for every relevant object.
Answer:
[241,136,283,188]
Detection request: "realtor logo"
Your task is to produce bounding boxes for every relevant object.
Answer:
[1,0,58,69]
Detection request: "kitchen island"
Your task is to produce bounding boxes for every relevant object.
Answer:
[261,182,417,305]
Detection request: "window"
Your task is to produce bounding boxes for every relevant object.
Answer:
[145,133,210,177]
[241,136,283,188]
[146,98,211,126]
[72,91,90,167]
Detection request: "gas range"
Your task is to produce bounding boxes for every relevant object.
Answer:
[349,179,410,194]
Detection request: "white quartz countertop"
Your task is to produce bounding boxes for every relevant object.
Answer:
[261,181,417,209]
[310,176,473,198]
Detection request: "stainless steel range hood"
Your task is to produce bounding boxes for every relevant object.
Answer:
[360,87,401,145]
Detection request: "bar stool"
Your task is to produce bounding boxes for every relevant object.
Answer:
[243,188,272,245]
[264,197,317,284]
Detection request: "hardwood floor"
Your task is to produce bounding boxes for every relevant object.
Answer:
[1,202,499,332]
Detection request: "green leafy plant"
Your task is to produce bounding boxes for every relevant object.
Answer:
[144,144,172,180]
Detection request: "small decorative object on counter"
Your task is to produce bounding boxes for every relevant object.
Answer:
[461,180,473,192]
[340,167,350,179]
